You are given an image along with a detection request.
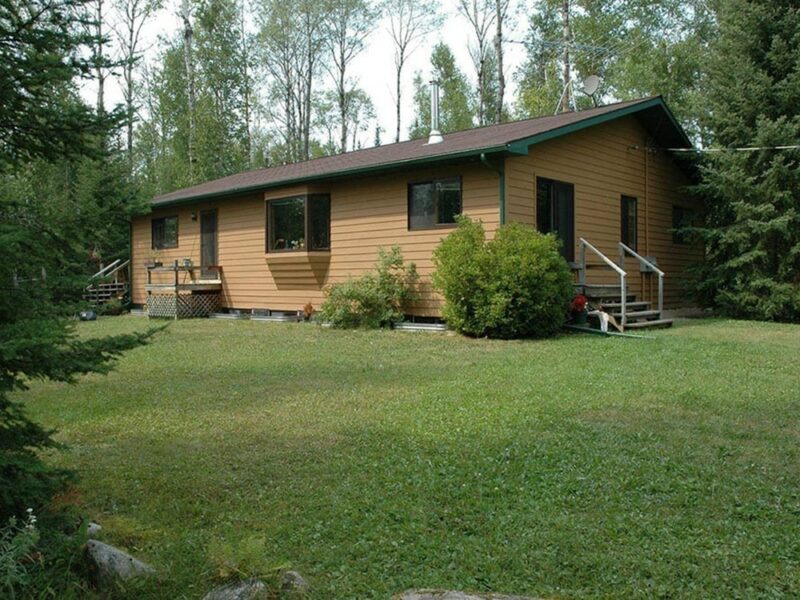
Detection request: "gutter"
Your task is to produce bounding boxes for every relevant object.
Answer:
[480,152,506,225]
[152,146,509,209]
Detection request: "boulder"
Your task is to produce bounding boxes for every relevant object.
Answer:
[202,579,268,600]
[395,591,540,600]
[86,539,155,587]
[280,570,310,597]
[87,522,102,537]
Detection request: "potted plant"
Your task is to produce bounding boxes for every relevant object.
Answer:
[145,250,162,268]
[302,302,314,322]
[570,293,589,325]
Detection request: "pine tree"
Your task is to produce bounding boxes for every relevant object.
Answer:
[409,43,475,139]
[1,0,150,526]
[690,0,800,321]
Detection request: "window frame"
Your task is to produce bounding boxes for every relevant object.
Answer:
[672,205,694,245]
[535,176,575,263]
[407,176,463,231]
[620,195,638,252]
[266,194,331,253]
[151,215,179,250]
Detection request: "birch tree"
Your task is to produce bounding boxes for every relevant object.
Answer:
[385,0,442,143]
[457,0,495,125]
[180,0,195,178]
[113,0,161,164]
[492,0,511,123]
[325,0,378,152]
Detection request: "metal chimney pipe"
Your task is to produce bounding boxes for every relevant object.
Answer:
[427,80,443,144]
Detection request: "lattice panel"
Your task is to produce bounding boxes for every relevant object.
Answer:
[147,293,220,319]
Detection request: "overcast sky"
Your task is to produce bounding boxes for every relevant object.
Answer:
[84,0,531,146]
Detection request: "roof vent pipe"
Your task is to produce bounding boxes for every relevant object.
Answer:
[427,80,443,144]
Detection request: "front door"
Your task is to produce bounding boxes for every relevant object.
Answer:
[536,177,575,262]
[200,209,218,279]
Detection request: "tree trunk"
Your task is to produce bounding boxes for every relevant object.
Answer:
[560,0,572,113]
[494,0,504,124]
[339,66,347,153]
[181,0,195,178]
[95,0,105,114]
[395,55,403,143]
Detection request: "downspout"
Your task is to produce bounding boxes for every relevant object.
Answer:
[480,153,505,225]
[127,219,133,307]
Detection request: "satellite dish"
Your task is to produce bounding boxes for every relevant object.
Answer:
[583,75,601,96]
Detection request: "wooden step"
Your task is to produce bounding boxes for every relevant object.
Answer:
[612,309,661,320]
[624,318,674,330]
[576,284,632,300]
[600,301,649,311]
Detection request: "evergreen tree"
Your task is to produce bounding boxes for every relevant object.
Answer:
[1,0,150,533]
[689,0,800,321]
[409,43,475,139]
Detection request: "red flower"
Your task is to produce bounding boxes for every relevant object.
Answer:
[570,294,588,313]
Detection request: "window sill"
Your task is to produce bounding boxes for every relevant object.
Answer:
[265,250,331,268]
[265,250,330,258]
[408,223,458,232]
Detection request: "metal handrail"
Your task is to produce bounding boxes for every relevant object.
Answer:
[87,259,130,289]
[90,259,121,279]
[618,242,664,315]
[578,238,628,328]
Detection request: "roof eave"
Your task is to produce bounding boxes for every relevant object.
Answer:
[151,145,510,208]
[505,97,691,155]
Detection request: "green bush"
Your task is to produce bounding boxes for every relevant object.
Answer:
[97,298,125,316]
[432,217,574,338]
[319,246,418,328]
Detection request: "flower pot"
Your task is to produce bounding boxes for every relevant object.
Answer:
[573,311,588,325]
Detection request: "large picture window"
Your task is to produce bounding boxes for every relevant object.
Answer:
[408,177,462,229]
[267,194,330,252]
[152,215,178,249]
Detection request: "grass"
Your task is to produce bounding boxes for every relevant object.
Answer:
[18,316,800,599]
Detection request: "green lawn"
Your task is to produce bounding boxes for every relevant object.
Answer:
[19,317,800,599]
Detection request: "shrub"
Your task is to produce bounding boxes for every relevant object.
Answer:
[432,217,574,338]
[97,298,125,316]
[319,246,418,328]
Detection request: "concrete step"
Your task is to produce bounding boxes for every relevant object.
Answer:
[624,318,674,330]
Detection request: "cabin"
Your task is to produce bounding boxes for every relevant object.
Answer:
[131,96,701,330]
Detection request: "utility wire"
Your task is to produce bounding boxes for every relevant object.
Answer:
[662,145,800,153]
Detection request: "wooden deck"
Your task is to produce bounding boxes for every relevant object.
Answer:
[145,261,223,318]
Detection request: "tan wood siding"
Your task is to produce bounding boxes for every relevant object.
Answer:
[505,115,702,308]
[132,165,501,316]
[133,116,700,317]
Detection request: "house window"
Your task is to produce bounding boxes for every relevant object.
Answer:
[621,195,638,251]
[267,194,330,252]
[672,205,695,244]
[151,216,178,249]
[408,177,461,229]
[536,177,575,262]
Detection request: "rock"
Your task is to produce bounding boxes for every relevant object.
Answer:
[395,591,541,600]
[87,522,102,536]
[280,570,310,597]
[202,579,268,600]
[86,540,155,587]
